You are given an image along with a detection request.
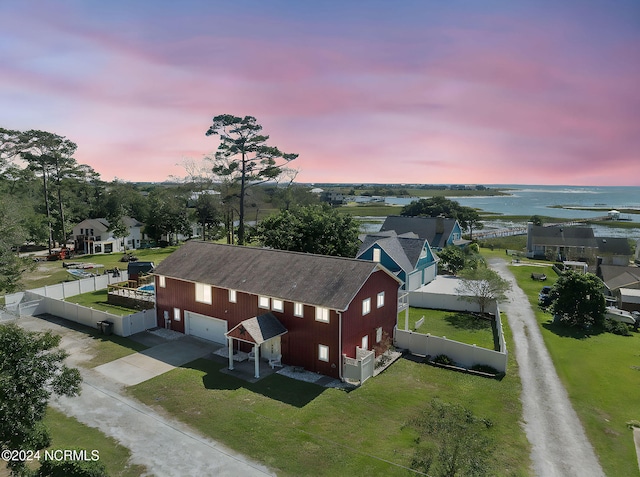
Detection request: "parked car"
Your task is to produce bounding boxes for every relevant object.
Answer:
[538,286,553,306]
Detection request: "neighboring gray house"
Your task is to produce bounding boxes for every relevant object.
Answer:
[598,264,640,312]
[356,231,439,291]
[526,224,597,262]
[526,223,632,266]
[380,216,468,250]
[595,237,632,266]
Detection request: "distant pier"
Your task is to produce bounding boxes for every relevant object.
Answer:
[474,215,612,240]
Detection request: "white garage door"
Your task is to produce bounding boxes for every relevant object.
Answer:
[184,311,227,344]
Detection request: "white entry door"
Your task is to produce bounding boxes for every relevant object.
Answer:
[261,336,281,360]
[184,311,227,344]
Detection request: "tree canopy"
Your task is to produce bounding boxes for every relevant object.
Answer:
[401,196,482,236]
[0,324,82,475]
[409,399,494,477]
[456,266,510,314]
[550,271,606,328]
[206,114,298,245]
[255,204,360,257]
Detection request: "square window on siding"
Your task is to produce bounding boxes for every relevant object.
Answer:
[258,296,270,309]
[195,283,212,304]
[294,302,304,317]
[315,307,330,323]
[229,289,237,303]
[376,291,385,308]
[362,298,371,316]
[272,298,284,312]
[376,327,383,343]
[173,308,181,322]
[158,275,166,288]
[318,344,329,362]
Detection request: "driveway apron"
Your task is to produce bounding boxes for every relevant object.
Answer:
[489,259,605,477]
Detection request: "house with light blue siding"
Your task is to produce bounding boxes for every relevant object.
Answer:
[357,231,438,291]
[380,216,468,251]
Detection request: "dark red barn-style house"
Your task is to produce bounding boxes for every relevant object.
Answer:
[153,241,401,380]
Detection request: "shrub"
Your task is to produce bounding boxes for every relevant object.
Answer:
[433,354,454,366]
[603,318,631,336]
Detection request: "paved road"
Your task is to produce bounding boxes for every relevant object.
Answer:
[17,315,274,477]
[489,259,605,477]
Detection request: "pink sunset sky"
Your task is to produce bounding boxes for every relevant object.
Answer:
[1,1,639,185]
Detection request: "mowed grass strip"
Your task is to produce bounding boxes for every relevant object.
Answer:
[129,345,531,477]
[65,289,140,316]
[509,263,640,477]
[43,407,147,477]
[401,307,497,350]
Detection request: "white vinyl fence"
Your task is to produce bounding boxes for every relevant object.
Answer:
[2,272,157,337]
[342,347,376,384]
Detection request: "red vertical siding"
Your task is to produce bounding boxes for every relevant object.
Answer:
[155,277,343,378]
[341,270,399,358]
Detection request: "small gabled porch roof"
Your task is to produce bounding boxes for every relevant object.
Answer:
[225,312,287,345]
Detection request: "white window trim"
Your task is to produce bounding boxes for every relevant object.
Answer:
[315,306,330,323]
[173,308,181,322]
[294,302,304,318]
[376,327,383,343]
[318,344,329,362]
[195,283,212,304]
[158,275,166,288]
[228,289,237,303]
[373,248,381,262]
[377,291,385,308]
[362,298,371,316]
[361,335,369,350]
[258,296,270,309]
[271,298,284,312]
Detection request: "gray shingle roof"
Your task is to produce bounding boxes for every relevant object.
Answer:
[596,237,631,256]
[227,313,287,345]
[357,231,427,273]
[154,241,398,310]
[599,265,640,291]
[380,216,458,249]
[529,225,597,248]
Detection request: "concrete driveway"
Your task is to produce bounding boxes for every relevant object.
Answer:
[94,336,216,386]
[16,314,274,477]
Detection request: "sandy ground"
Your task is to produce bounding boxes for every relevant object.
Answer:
[489,258,605,477]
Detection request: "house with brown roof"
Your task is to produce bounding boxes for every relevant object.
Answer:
[153,241,402,380]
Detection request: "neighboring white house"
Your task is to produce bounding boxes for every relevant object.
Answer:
[73,217,145,254]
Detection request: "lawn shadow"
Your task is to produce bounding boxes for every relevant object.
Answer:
[35,313,148,351]
[541,320,605,339]
[443,312,493,331]
[184,358,326,408]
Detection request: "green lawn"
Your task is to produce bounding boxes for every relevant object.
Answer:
[508,263,640,477]
[65,289,140,316]
[401,307,497,350]
[80,331,149,369]
[129,337,531,477]
[43,408,147,477]
[20,246,179,290]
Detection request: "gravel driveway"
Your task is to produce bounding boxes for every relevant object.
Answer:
[489,258,605,477]
[17,315,274,477]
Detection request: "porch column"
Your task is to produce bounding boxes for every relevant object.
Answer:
[228,338,234,370]
[254,344,260,379]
